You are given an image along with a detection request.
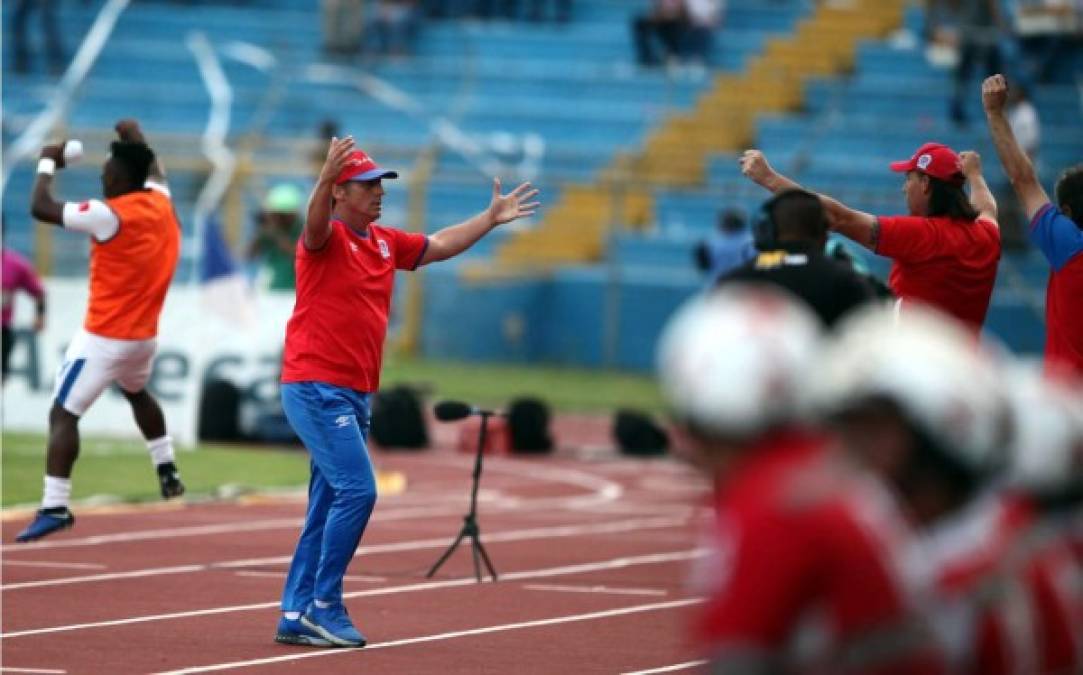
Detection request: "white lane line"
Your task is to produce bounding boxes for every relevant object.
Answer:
[4,458,628,553]
[623,660,709,675]
[1,515,688,591]
[1,565,206,591]
[1,560,107,570]
[1,549,706,639]
[3,504,464,552]
[0,668,68,674]
[154,598,704,674]
[232,571,387,583]
[522,584,668,597]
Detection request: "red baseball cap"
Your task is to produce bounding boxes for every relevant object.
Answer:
[335,150,399,184]
[889,142,964,184]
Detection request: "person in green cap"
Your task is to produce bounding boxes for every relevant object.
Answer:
[248,183,304,291]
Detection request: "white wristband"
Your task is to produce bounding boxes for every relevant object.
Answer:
[37,158,56,175]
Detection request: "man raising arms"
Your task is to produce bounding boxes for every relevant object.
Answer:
[981,73,1083,379]
[740,143,1001,334]
[275,136,538,648]
[15,119,184,542]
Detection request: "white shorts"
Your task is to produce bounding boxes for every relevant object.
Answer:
[53,329,157,416]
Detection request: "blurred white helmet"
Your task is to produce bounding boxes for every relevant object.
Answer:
[1003,361,1083,493]
[656,284,822,438]
[809,304,1008,476]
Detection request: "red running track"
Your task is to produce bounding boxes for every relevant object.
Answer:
[1,450,712,674]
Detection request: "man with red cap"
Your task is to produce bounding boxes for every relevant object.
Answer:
[274,136,539,648]
[740,143,1001,333]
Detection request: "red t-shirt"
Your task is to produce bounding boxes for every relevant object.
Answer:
[699,431,943,673]
[281,220,428,392]
[876,215,1001,332]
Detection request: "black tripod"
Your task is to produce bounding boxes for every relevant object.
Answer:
[427,409,498,582]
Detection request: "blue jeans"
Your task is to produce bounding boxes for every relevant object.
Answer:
[280,382,376,611]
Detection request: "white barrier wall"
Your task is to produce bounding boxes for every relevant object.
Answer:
[3,278,296,446]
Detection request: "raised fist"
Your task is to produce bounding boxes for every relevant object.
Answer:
[740,149,775,187]
[982,75,1009,114]
[40,143,66,169]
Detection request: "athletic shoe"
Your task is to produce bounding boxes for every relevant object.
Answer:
[301,603,367,647]
[157,462,185,499]
[15,507,75,542]
[274,616,332,647]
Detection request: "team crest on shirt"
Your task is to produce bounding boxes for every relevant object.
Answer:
[377,239,390,259]
[349,242,360,254]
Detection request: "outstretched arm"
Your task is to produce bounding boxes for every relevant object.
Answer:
[304,136,358,250]
[959,151,998,223]
[417,178,539,266]
[981,74,1050,219]
[114,118,166,183]
[740,150,880,250]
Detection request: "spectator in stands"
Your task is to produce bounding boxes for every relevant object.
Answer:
[740,144,1001,335]
[717,190,877,327]
[982,73,1083,379]
[1,226,46,382]
[682,0,722,68]
[632,0,686,68]
[322,0,364,58]
[273,136,538,648]
[693,208,755,284]
[656,287,946,674]
[248,184,305,292]
[10,0,65,74]
[311,119,341,177]
[949,0,1007,126]
[372,0,421,57]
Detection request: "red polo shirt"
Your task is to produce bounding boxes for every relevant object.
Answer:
[281,219,428,392]
[876,215,1001,332]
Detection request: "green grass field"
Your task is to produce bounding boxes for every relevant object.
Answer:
[2,360,662,508]
[1,434,312,508]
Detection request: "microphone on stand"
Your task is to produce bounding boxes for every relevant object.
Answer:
[434,400,502,421]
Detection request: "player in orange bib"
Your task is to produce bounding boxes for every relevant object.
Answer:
[15,119,183,542]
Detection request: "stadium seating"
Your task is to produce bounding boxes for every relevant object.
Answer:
[2,0,1077,367]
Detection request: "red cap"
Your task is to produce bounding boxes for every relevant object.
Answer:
[335,150,399,185]
[889,142,964,184]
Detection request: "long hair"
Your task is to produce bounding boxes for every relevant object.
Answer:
[927,176,979,221]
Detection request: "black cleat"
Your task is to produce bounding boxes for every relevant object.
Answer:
[157,462,185,499]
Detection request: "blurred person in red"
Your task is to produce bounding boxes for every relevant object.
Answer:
[996,364,1083,674]
[981,73,1083,380]
[740,145,1001,334]
[1,224,46,382]
[809,305,1048,675]
[656,285,945,674]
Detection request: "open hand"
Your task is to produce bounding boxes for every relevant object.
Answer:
[319,136,358,185]
[740,149,776,187]
[488,179,540,226]
[982,75,1009,114]
[959,150,982,177]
